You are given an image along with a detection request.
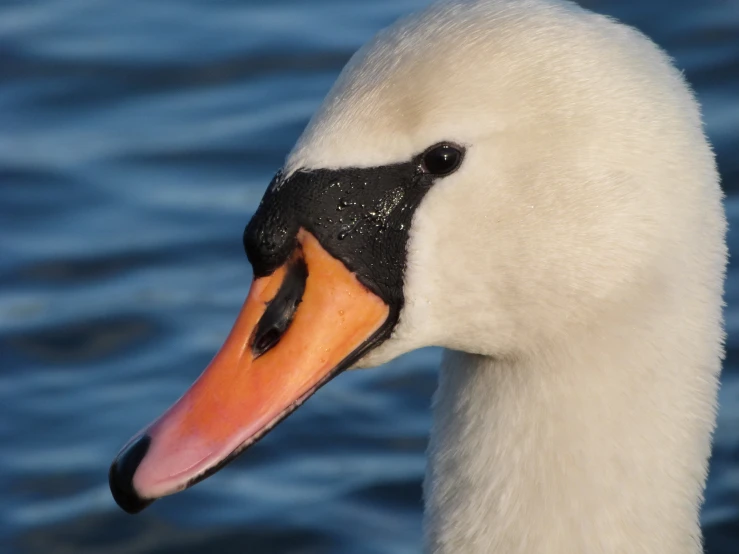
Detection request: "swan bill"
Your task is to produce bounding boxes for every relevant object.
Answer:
[109,230,390,514]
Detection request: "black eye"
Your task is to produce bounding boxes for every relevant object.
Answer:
[421,143,464,176]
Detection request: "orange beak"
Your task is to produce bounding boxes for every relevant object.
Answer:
[109,230,390,513]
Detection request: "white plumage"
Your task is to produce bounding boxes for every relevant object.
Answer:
[288,1,727,552]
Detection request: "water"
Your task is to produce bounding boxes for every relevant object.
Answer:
[1,0,738,552]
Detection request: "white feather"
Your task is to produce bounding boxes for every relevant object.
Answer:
[288,1,727,552]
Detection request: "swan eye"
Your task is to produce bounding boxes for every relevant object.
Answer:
[421,143,463,176]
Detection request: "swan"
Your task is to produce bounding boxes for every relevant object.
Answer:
[108,0,727,552]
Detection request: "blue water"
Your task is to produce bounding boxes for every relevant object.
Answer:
[1,0,737,552]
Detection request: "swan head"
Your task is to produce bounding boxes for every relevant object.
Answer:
[288,0,721,363]
[109,0,724,514]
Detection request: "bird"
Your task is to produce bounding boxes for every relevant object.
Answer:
[109,0,727,552]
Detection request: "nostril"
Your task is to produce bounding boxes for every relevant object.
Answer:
[253,327,282,357]
[109,435,154,514]
[251,257,308,359]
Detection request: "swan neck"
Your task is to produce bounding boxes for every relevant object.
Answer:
[423,325,719,554]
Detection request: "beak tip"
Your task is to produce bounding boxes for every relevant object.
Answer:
[109,434,155,514]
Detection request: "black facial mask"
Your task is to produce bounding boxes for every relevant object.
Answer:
[244,144,465,320]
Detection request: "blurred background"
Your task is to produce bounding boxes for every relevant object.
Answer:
[1,0,738,552]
